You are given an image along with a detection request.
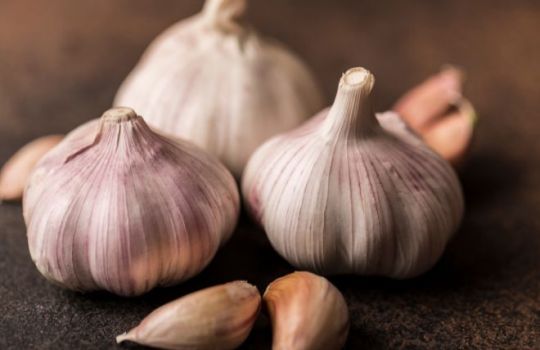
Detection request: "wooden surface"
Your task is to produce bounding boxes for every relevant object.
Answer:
[1,0,539,348]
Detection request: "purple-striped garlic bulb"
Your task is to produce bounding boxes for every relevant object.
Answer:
[23,107,239,296]
[242,67,464,279]
[114,0,324,178]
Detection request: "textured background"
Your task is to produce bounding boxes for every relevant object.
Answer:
[1,0,539,349]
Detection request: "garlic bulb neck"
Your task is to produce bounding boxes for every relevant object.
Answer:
[73,107,154,162]
[322,67,376,139]
[202,0,247,32]
[97,107,150,144]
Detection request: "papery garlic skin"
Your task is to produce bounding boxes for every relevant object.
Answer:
[116,281,261,350]
[24,107,239,296]
[0,135,63,201]
[114,0,324,177]
[243,68,464,279]
[264,272,349,350]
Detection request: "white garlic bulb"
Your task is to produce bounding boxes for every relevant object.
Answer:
[243,67,464,278]
[23,107,239,296]
[114,0,324,177]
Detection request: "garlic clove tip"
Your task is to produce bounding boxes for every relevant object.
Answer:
[115,332,130,344]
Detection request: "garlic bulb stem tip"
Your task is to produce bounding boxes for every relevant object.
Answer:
[101,107,137,122]
[203,0,247,27]
[342,67,372,88]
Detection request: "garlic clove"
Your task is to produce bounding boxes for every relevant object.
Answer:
[24,107,239,296]
[393,66,476,167]
[264,272,349,350]
[394,66,464,131]
[116,281,261,350]
[243,67,464,278]
[0,135,63,201]
[422,98,476,167]
[114,0,324,178]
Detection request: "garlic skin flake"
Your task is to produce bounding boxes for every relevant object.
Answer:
[24,107,239,296]
[0,134,63,201]
[117,281,261,350]
[264,272,349,350]
[243,67,464,278]
[114,0,324,178]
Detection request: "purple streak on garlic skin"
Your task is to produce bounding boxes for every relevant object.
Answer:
[114,0,324,178]
[242,68,464,279]
[24,107,239,296]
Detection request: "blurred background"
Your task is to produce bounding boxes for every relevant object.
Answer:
[0,1,539,349]
[1,1,539,145]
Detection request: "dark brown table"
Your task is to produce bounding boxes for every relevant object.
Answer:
[1,1,539,348]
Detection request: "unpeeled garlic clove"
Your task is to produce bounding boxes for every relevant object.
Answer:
[114,0,324,177]
[117,281,261,350]
[394,66,464,131]
[0,135,63,201]
[264,272,349,350]
[24,107,239,296]
[421,98,476,167]
[393,66,476,166]
[243,67,464,278]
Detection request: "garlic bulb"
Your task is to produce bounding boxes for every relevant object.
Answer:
[394,66,476,166]
[0,134,63,201]
[264,272,349,350]
[114,0,324,177]
[117,281,261,350]
[23,107,239,296]
[243,67,464,278]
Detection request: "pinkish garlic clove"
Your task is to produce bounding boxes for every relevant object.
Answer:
[393,66,476,167]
